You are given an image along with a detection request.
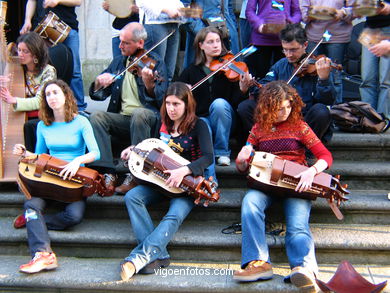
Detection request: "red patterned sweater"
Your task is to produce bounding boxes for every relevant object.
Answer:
[247,120,333,167]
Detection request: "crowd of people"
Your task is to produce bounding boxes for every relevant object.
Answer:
[1,0,389,292]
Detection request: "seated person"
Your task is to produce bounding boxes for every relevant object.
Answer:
[0,32,56,152]
[234,81,333,292]
[88,22,168,195]
[237,23,336,143]
[119,82,214,281]
[178,26,252,166]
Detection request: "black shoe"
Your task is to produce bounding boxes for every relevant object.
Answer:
[139,258,170,274]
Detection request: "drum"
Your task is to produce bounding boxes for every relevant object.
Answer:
[261,23,286,34]
[308,6,337,20]
[358,28,384,48]
[348,0,381,17]
[106,0,134,18]
[34,11,71,46]
[0,1,6,25]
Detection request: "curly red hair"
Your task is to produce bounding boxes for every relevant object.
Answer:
[254,81,305,132]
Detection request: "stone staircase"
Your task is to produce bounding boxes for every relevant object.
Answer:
[0,131,389,292]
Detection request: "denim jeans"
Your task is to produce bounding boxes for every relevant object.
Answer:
[112,36,121,59]
[89,109,157,170]
[241,189,318,275]
[124,185,194,272]
[144,23,180,82]
[360,26,390,118]
[24,197,86,257]
[202,98,235,157]
[63,29,86,111]
[307,42,347,104]
[239,18,251,50]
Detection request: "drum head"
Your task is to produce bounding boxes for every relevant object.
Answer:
[308,6,337,20]
[106,0,134,18]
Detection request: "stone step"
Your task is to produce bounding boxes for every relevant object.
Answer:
[215,161,390,189]
[2,185,390,223]
[1,217,389,264]
[0,255,388,293]
[1,187,390,225]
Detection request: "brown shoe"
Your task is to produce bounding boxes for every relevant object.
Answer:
[233,260,273,282]
[290,266,320,293]
[103,173,117,195]
[120,261,136,281]
[115,174,137,195]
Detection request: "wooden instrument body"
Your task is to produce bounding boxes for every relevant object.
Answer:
[358,28,388,51]
[128,138,220,205]
[308,6,337,20]
[34,11,71,46]
[248,152,348,201]
[0,9,26,182]
[18,154,104,203]
[106,0,134,18]
[349,0,382,16]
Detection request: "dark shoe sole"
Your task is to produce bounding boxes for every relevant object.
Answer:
[139,258,171,274]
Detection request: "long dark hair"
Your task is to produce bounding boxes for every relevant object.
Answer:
[39,79,78,126]
[160,82,197,135]
[194,26,228,66]
[17,32,49,74]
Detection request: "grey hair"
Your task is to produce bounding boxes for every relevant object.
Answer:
[122,22,148,41]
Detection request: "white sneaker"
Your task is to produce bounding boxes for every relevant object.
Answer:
[217,156,230,166]
[290,266,320,293]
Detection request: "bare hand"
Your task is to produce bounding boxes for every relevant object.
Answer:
[164,166,190,188]
[315,56,331,80]
[294,167,316,193]
[20,21,32,34]
[13,144,27,157]
[43,0,59,8]
[369,40,390,57]
[130,5,139,14]
[102,1,109,11]
[334,9,345,21]
[95,73,115,90]
[59,157,81,180]
[239,72,254,93]
[141,67,155,88]
[120,146,134,161]
[0,87,16,104]
[163,8,182,18]
[378,2,390,15]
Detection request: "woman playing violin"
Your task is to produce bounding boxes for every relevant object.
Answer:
[234,81,333,292]
[119,82,214,281]
[238,23,336,144]
[178,26,252,166]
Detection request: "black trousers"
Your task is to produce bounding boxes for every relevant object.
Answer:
[24,118,40,152]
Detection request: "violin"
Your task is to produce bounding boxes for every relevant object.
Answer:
[292,54,343,78]
[127,49,159,77]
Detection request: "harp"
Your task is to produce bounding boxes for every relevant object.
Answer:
[0,1,26,182]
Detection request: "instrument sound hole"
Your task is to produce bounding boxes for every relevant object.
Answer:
[136,161,140,166]
[25,166,29,172]
[263,154,267,159]
[256,172,260,177]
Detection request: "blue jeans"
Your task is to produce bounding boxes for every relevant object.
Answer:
[241,189,318,275]
[202,98,235,157]
[112,36,121,59]
[360,26,390,118]
[144,23,180,82]
[308,42,347,104]
[239,18,251,50]
[63,29,86,111]
[124,185,194,272]
[24,197,86,257]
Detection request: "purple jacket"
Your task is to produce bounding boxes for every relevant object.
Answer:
[246,0,302,46]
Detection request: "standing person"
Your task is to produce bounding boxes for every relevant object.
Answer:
[359,1,390,118]
[12,79,100,274]
[88,22,168,195]
[239,0,251,49]
[102,1,139,58]
[137,0,184,82]
[245,0,301,79]
[20,0,87,113]
[301,0,354,104]
[119,82,214,280]
[182,0,240,68]
[233,81,333,293]
[0,32,56,152]
[178,26,252,166]
[237,23,336,143]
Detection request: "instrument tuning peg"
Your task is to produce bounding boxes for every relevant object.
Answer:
[335,174,340,180]
[194,197,201,205]
[203,200,209,207]
[342,184,348,189]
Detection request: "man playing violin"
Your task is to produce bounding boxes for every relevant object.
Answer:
[88,22,168,195]
[238,23,336,143]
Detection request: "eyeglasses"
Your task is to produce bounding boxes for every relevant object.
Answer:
[282,47,302,54]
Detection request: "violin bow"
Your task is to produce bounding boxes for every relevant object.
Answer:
[94,29,176,93]
[287,30,332,84]
[191,45,257,91]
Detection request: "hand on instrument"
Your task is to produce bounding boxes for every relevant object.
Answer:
[95,73,115,90]
[102,1,109,11]
[59,157,82,180]
[164,166,190,188]
[141,67,156,89]
[120,145,134,161]
[13,144,27,157]
[315,56,331,80]
[294,167,316,193]
[43,0,60,8]
[20,21,32,34]
[236,144,253,171]
[334,9,346,20]
[162,7,182,18]
[378,2,390,15]
[369,40,390,57]
[239,72,254,93]
[130,5,139,15]
[0,87,16,104]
